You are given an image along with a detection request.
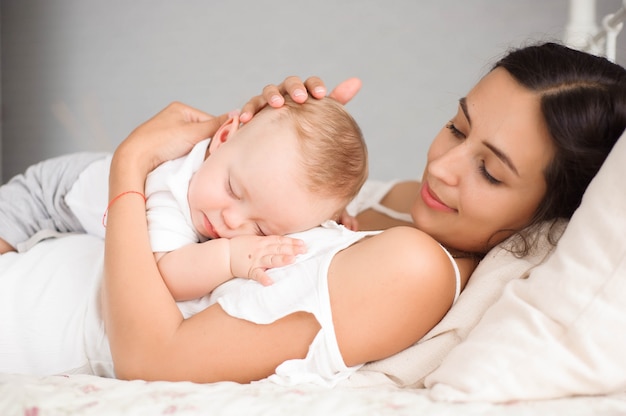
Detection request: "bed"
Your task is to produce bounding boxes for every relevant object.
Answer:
[2,1,626,415]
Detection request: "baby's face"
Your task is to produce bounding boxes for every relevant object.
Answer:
[187,120,341,239]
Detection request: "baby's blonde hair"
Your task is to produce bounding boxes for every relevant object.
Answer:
[271,96,368,207]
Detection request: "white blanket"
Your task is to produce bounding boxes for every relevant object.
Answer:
[2,372,626,415]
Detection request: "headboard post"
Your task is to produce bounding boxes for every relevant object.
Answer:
[564,0,600,52]
[600,1,625,61]
[564,0,625,62]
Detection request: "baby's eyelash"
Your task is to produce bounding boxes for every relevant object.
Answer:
[446,121,466,139]
[227,178,238,199]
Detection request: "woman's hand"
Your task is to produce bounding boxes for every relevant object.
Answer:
[240,76,362,123]
[115,101,229,175]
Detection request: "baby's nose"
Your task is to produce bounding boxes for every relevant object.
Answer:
[222,209,256,235]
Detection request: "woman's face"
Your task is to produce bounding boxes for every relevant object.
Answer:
[413,67,554,253]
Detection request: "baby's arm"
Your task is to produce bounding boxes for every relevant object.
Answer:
[156,235,306,301]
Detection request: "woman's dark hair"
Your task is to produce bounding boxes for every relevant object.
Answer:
[493,42,626,255]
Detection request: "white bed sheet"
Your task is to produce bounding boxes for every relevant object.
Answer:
[2,373,626,416]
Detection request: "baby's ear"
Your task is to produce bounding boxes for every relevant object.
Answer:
[207,114,241,153]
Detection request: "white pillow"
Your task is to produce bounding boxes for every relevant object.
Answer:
[426,129,626,402]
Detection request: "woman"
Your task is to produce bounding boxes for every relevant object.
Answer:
[102,42,626,383]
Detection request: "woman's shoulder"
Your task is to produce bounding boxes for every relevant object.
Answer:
[330,226,460,365]
[358,225,456,283]
[376,225,441,252]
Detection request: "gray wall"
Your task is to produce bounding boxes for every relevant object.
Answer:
[1,1,624,183]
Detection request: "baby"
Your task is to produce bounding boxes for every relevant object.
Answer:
[0,97,368,300]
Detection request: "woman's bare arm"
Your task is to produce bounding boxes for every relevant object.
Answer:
[107,228,456,383]
[101,102,228,377]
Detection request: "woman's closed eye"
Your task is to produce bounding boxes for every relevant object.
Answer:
[446,122,501,185]
[479,162,501,185]
[446,121,466,139]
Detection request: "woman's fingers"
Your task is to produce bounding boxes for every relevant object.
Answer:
[303,76,327,99]
[281,76,309,103]
[328,77,362,105]
[240,75,329,122]
[239,94,268,123]
[240,76,305,122]
[239,76,361,123]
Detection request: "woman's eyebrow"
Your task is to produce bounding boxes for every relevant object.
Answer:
[460,97,520,176]
[484,142,519,177]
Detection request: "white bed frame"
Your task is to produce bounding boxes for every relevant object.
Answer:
[564,0,625,61]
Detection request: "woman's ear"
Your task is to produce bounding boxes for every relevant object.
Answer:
[207,114,241,153]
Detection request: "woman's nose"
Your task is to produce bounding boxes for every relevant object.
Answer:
[428,144,465,186]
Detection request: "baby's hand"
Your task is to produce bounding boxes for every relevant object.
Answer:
[228,235,307,285]
[338,210,359,231]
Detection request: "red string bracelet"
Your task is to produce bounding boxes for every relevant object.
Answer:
[102,190,147,227]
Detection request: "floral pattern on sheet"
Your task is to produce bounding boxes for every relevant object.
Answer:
[1,373,626,416]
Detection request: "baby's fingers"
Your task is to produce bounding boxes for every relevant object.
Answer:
[248,253,297,285]
[274,236,307,256]
[248,268,274,286]
[338,211,359,231]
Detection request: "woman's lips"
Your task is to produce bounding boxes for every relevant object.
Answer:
[420,182,456,212]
